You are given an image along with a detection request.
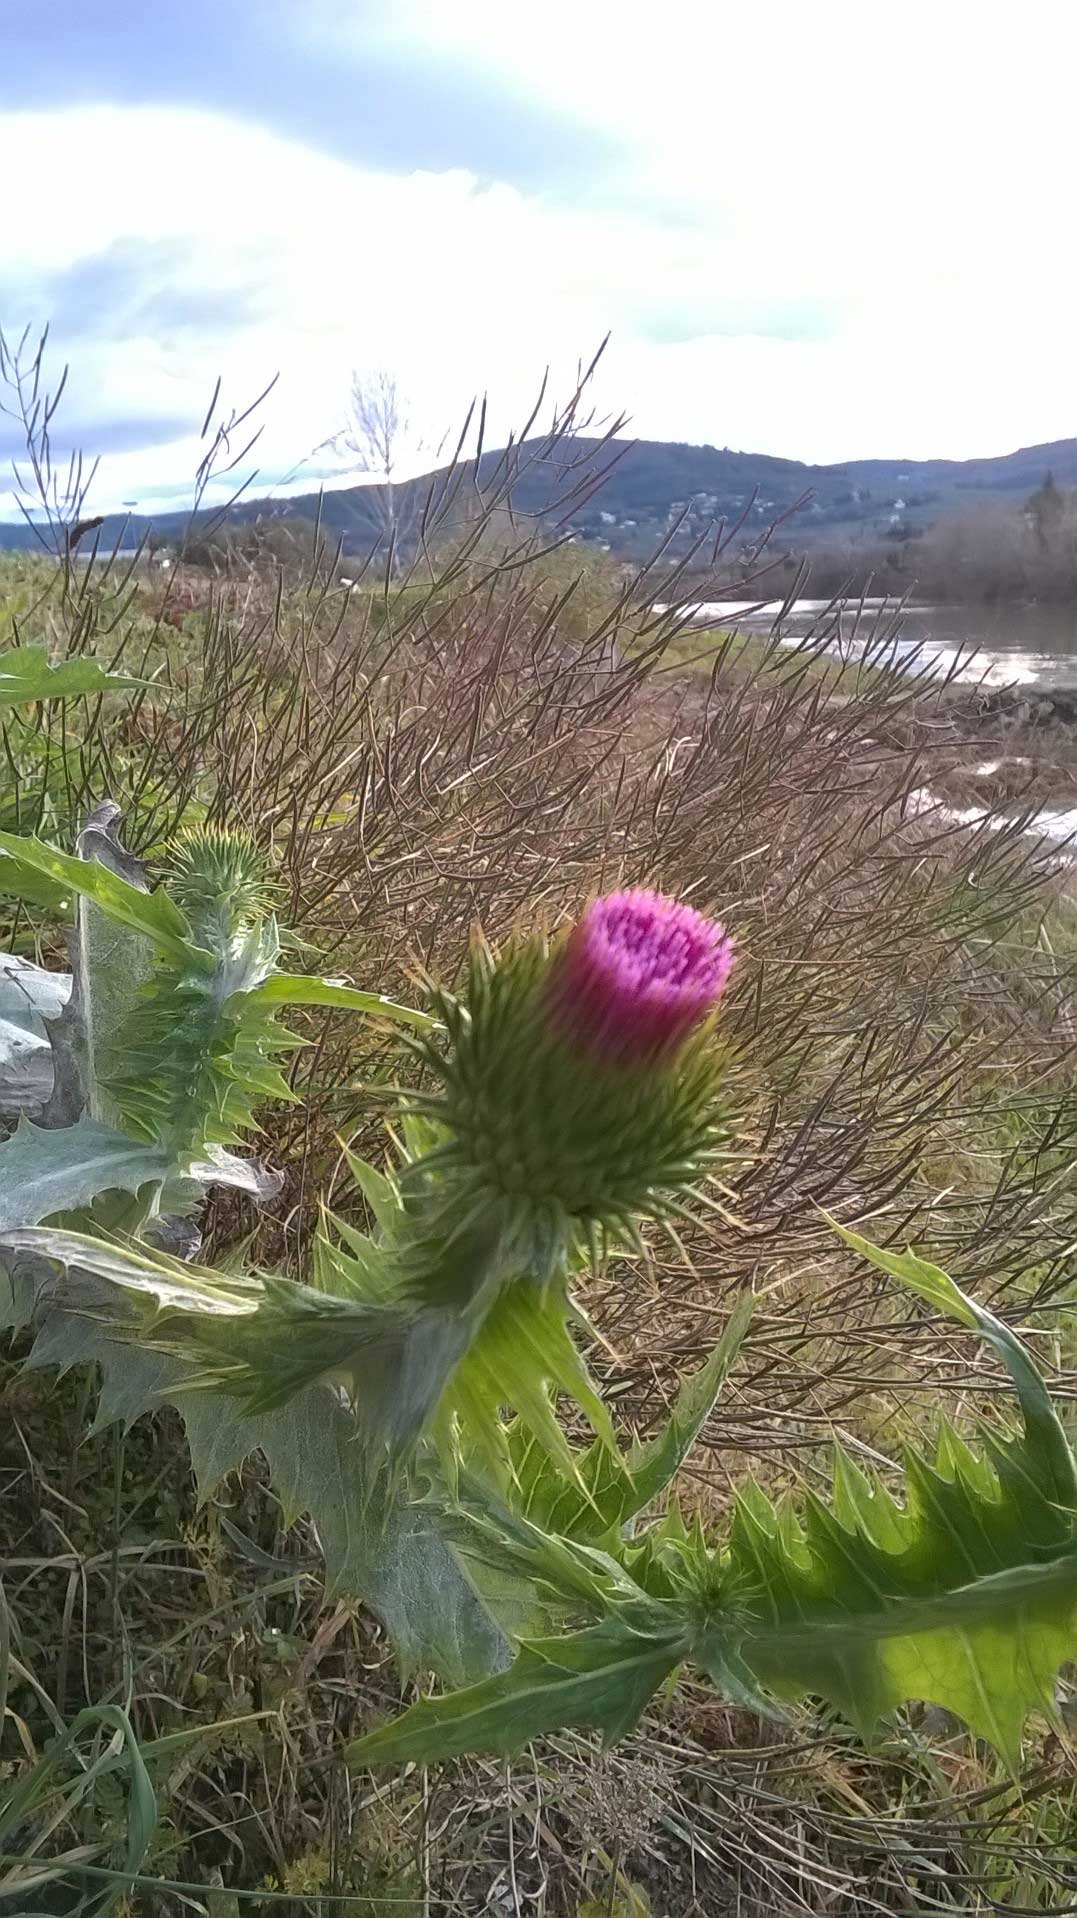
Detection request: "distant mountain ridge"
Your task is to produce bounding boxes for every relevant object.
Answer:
[2,431,1074,561]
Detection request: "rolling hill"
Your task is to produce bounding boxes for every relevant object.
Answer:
[1,431,1072,562]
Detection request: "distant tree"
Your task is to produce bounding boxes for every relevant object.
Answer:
[182,513,323,575]
[333,369,440,572]
[1026,470,1065,548]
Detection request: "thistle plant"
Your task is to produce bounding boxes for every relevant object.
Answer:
[0,869,744,1679]
[26,887,740,1458]
[0,804,429,1235]
[4,808,1077,1775]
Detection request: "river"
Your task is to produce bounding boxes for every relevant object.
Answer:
[672,596,1077,855]
[677,599,1077,691]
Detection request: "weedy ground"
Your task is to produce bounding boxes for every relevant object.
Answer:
[2,497,1077,1916]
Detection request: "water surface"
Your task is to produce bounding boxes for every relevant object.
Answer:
[681,599,1077,690]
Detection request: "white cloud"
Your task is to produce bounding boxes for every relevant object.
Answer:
[1,106,628,510]
[3,5,1077,521]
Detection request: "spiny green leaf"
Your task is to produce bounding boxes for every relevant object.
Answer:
[1,1224,262,1313]
[497,1296,753,1546]
[826,1224,977,1327]
[447,1282,616,1489]
[0,1118,171,1229]
[66,809,159,1131]
[828,1217,1077,1508]
[315,1206,397,1303]
[185,1145,282,1201]
[448,1480,645,1624]
[0,952,70,1025]
[13,1218,483,1459]
[316,1166,619,1464]
[0,850,75,916]
[0,832,206,968]
[830,1448,906,1552]
[359,1228,1077,1768]
[0,645,143,709]
[0,953,70,1115]
[253,1395,506,1681]
[104,918,296,1154]
[718,1230,1077,1765]
[338,1143,403,1234]
[10,1255,506,1685]
[627,1291,754,1512]
[175,1372,508,1683]
[740,1555,1077,1768]
[240,973,434,1028]
[349,1614,686,1767]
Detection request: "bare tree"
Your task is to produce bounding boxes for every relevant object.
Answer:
[334,368,436,570]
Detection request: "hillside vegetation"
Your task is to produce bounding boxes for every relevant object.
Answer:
[7,424,1077,579]
[809,474,1077,605]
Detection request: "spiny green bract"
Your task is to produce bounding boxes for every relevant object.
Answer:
[165,824,279,934]
[397,933,734,1304]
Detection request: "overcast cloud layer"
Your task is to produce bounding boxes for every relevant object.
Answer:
[3,0,1075,515]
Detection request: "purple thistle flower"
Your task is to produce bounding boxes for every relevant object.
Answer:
[549,888,734,1064]
[403,895,737,1303]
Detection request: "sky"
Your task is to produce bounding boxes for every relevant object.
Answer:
[3,0,1076,516]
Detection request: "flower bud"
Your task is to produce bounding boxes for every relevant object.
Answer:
[401,890,735,1302]
[547,889,733,1064]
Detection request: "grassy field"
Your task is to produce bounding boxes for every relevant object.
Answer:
[2,516,1077,1915]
